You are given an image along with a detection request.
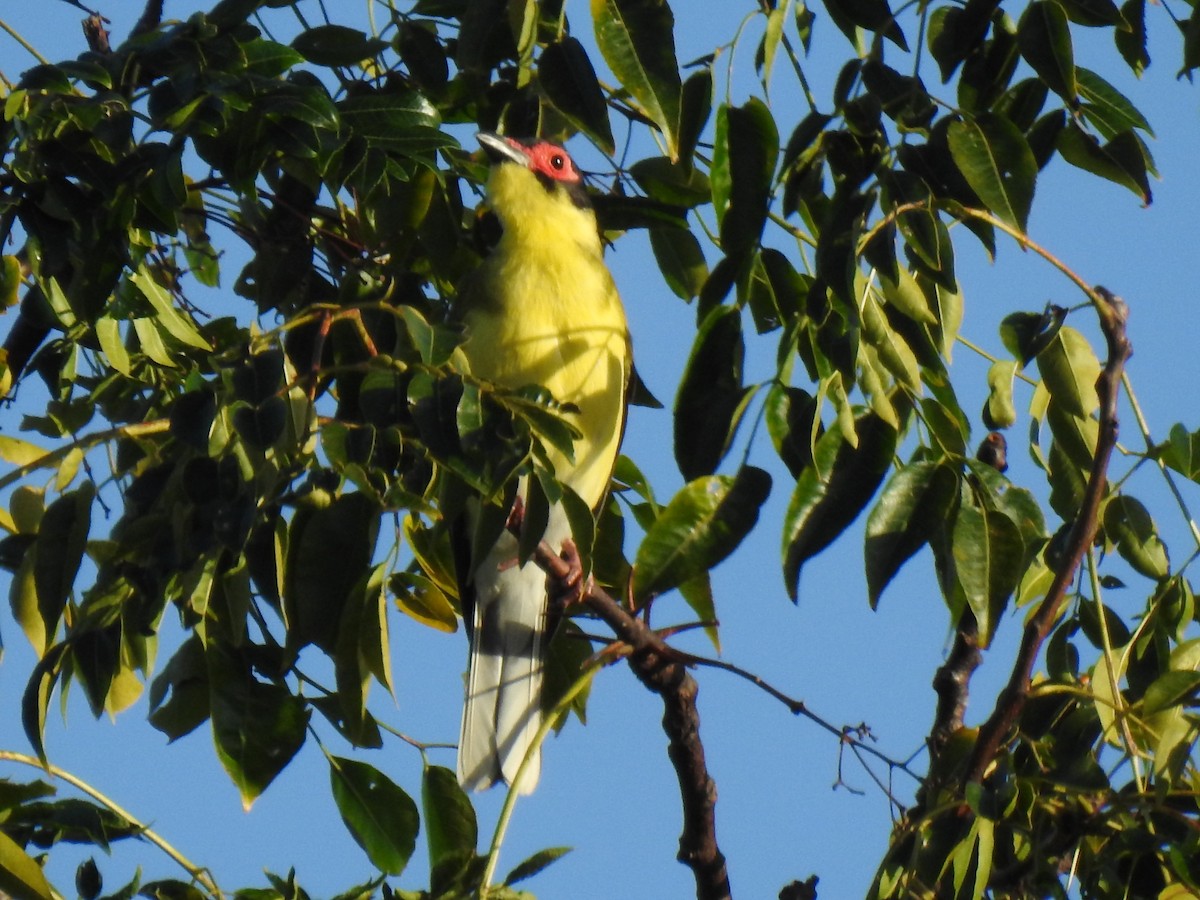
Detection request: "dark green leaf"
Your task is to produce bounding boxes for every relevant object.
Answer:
[711,99,778,261]
[1103,494,1169,580]
[1077,68,1153,138]
[950,502,1026,645]
[422,764,477,868]
[765,385,820,479]
[783,412,899,600]
[504,847,573,886]
[1057,124,1151,203]
[330,757,419,875]
[673,305,751,479]
[677,68,713,170]
[630,157,712,207]
[1017,1,1077,101]
[539,38,615,154]
[649,227,707,301]
[824,0,909,50]
[633,466,772,602]
[33,482,93,645]
[592,0,682,158]
[1143,670,1200,716]
[208,643,308,809]
[866,461,960,608]
[148,635,210,742]
[1115,0,1149,76]
[1000,304,1066,366]
[292,25,389,67]
[947,114,1037,229]
[283,493,380,653]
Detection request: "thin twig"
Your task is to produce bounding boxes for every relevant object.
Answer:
[0,750,222,896]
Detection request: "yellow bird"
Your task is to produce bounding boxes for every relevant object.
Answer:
[456,132,630,794]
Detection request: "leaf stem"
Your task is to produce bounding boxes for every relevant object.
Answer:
[0,749,222,896]
[480,661,603,895]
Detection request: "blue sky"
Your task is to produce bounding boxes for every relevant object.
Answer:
[2,2,1200,898]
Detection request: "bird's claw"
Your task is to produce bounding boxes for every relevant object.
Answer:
[548,538,589,612]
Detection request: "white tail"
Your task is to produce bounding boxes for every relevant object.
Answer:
[458,506,568,794]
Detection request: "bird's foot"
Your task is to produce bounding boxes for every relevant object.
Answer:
[548,537,589,612]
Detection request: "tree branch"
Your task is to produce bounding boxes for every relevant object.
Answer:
[965,288,1131,786]
[537,540,732,900]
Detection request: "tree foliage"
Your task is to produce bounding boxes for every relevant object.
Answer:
[0,0,1198,897]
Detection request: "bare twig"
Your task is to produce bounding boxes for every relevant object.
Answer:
[965,288,1131,786]
[535,539,732,900]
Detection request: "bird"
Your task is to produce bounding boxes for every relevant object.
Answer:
[454,132,630,794]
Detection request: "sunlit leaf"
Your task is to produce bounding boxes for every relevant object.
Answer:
[592,0,682,158]
[633,466,772,603]
[0,829,53,900]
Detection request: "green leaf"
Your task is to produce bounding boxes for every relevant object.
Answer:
[130,268,212,351]
[866,461,960,608]
[673,305,753,480]
[539,38,615,155]
[0,828,53,900]
[33,483,93,645]
[711,99,779,260]
[1115,0,1149,76]
[825,0,909,50]
[283,493,380,653]
[208,643,308,809]
[592,0,682,158]
[1163,423,1200,483]
[1077,67,1153,138]
[759,1,790,90]
[505,847,573,886]
[1035,326,1100,418]
[292,24,389,67]
[1017,1,1077,101]
[950,502,1026,646]
[1000,305,1066,366]
[94,316,131,376]
[1057,124,1152,203]
[1142,670,1200,716]
[1103,494,1169,580]
[0,255,20,309]
[679,573,720,652]
[947,114,1037,230]
[677,68,713,170]
[783,412,899,601]
[330,757,419,875]
[649,227,708,300]
[983,360,1018,430]
[630,156,712,207]
[765,384,820,479]
[391,572,458,632]
[0,436,47,467]
[421,764,477,868]
[632,466,772,603]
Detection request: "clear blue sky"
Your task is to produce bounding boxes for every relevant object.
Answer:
[2,2,1200,898]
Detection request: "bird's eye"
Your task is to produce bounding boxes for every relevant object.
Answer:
[550,154,565,170]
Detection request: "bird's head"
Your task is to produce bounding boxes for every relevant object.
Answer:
[475,132,599,253]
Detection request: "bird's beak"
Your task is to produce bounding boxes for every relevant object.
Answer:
[477,132,531,168]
